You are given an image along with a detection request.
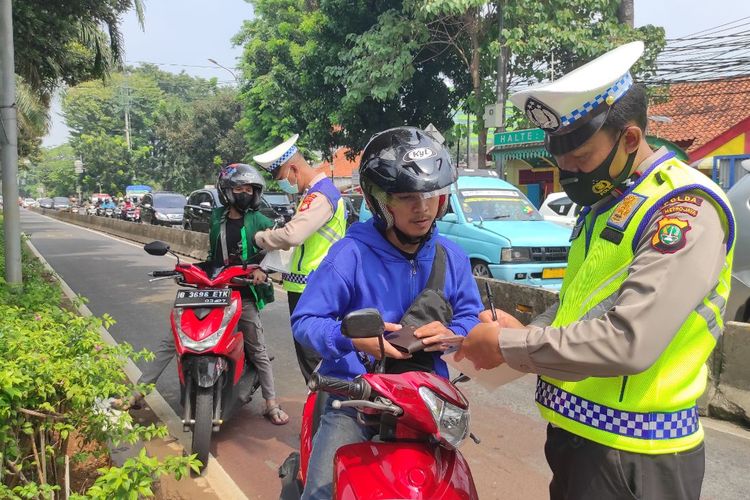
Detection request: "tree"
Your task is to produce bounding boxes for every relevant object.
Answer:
[21,144,78,198]
[12,0,145,159]
[235,0,459,157]
[238,1,665,164]
[61,65,243,195]
[342,0,665,164]
[152,89,248,192]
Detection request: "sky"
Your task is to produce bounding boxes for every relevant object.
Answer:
[42,0,749,147]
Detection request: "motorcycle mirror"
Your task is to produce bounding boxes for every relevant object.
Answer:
[341,308,385,339]
[144,241,170,256]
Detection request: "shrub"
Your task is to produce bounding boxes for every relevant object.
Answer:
[0,219,198,498]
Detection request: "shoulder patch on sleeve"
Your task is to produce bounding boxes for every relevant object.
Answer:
[651,217,691,254]
[663,194,704,207]
[660,204,698,218]
[299,193,318,212]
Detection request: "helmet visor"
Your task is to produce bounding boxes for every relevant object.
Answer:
[385,185,451,204]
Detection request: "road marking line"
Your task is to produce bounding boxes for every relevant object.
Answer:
[24,238,249,500]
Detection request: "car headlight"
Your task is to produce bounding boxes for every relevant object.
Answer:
[155,212,168,220]
[418,386,470,449]
[174,299,237,352]
[500,247,531,262]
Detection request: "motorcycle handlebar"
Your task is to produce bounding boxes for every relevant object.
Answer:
[308,373,370,400]
[151,270,180,277]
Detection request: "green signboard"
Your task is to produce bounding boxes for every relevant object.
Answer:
[494,128,545,148]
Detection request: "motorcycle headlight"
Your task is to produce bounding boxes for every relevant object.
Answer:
[174,299,237,352]
[500,247,531,262]
[418,386,470,449]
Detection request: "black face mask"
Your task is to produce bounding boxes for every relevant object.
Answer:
[559,133,637,207]
[233,192,255,213]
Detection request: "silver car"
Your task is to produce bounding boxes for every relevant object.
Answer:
[727,166,750,323]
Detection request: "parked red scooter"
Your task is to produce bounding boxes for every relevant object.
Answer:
[144,240,262,473]
[280,308,479,499]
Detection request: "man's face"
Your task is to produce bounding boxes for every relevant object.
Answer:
[554,130,625,175]
[386,193,440,238]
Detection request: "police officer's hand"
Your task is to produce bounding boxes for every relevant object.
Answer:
[455,323,505,370]
[250,268,267,285]
[352,322,411,360]
[415,321,460,352]
[478,308,525,329]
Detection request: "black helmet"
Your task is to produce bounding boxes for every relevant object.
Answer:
[359,126,456,228]
[217,163,265,210]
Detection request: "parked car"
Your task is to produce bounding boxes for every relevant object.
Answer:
[52,197,71,211]
[183,188,284,232]
[360,169,572,290]
[727,170,750,322]
[262,192,295,222]
[539,192,580,228]
[38,197,54,209]
[140,192,187,227]
[22,198,36,208]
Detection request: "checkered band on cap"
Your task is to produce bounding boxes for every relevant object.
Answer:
[269,145,299,172]
[536,378,699,440]
[282,272,307,285]
[559,73,634,128]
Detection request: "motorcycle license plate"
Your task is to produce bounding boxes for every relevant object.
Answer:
[174,288,230,308]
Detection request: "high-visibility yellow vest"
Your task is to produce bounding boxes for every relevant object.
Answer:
[537,153,736,454]
[282,179,346,293]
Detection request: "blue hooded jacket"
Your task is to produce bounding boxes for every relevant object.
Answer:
[292,219,483,380]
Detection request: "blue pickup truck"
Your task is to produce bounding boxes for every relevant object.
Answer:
[360,169,572,290]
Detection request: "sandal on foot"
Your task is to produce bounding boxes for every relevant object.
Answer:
[263,405,289,425]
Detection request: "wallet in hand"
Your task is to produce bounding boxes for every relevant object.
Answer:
[384,325,425,354]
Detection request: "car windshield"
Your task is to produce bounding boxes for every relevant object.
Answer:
[458,188,543,222]
[154,194,186,208]
[264,193,290,205]
[53,197,69,204]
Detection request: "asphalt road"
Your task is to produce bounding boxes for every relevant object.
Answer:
[21,209,750,499]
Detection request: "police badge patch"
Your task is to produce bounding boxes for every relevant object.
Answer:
[607,193,647,231]
[524,98,561,132]
[651,217,691,254]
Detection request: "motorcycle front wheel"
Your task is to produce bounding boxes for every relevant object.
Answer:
[192,385,214,475]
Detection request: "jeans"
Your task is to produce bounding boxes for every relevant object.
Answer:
[301,396,375,500]
[138,300,276,400]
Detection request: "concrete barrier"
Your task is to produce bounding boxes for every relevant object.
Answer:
[36,208,209,260]
[705,322,750,426]
[33,207,750,425]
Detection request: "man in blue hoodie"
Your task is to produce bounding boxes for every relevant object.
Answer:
[292,127,483,499]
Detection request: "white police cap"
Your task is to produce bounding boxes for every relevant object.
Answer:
[253,134,299,176]
[510,41,645,155]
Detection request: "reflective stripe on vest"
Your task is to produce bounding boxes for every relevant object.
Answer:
[542,155,736,455]
[536,379,699,440]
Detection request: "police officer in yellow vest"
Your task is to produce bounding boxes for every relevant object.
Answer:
[253,134,347,383]
[457,41,736,499]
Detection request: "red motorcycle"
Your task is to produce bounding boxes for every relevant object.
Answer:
[144,240,262,472]
[279,309,479,499]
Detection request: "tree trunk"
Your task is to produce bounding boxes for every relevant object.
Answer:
[468,10,486,167]
[617,0,634,27]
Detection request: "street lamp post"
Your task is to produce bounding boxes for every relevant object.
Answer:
[74,159,85,204]
[208,58,239,83]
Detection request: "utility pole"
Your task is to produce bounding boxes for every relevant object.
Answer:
[0,0,22,284]
[618,0,634,28]
[494,0,508,178]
